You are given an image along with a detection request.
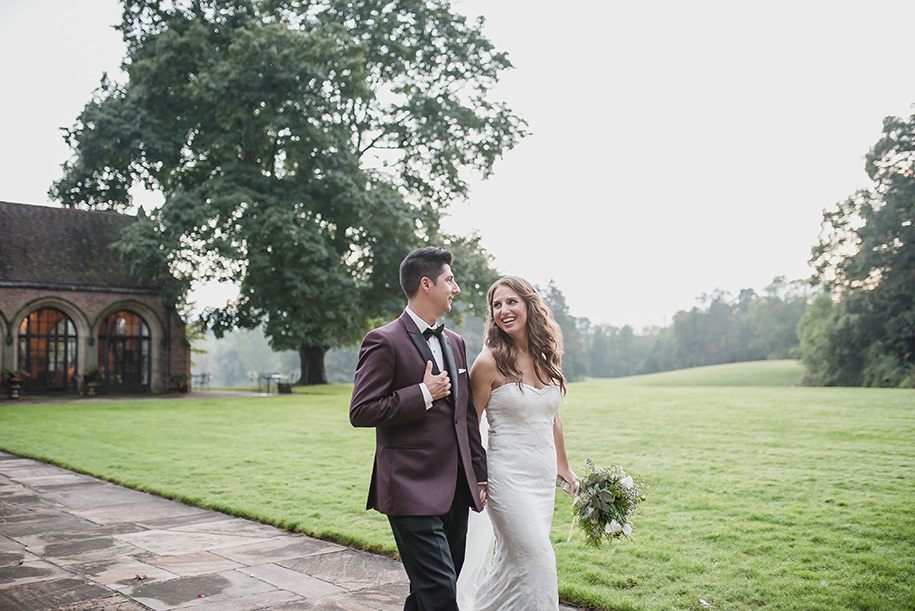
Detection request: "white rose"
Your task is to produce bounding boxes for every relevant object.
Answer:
[622,523,632,536]
[620,476,634,490]
[607,519,622,533]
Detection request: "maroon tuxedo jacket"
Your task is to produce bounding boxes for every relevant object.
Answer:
[350,311,487,516]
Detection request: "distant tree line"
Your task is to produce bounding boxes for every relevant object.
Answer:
[541,277,813,381]
[193,260,909,388]
[318,276,811,385]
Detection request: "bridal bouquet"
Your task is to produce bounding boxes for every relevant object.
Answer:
[570,459,648,546]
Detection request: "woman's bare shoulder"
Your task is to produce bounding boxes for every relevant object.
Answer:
[471,347,496,372]
[471,348,505,388]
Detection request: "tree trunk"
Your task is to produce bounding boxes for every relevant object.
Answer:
[297,344,328,385]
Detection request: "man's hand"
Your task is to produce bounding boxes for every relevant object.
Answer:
[478,483,488,508]
[423,361,451,401]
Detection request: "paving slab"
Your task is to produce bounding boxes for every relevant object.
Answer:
[69,498,210,526]
[279,549,406,591]
[11,473,99,488]
[308,596,387,611]
[336,580,414,611]
[134,509,230,531]
[46,541,153,569]
[0,512,99,539]
[115,527,287,557]
[40,481,159,510]
[146,550,245,577]
[0,450,583,610]
[0,559,73,588]
[38,534,126,559]
[14,522,144,550]
[121,570,247,609]
[246,563,346,598]
[0,492,43,508]
[170,588,306,611]
[0,577,116,610]
[212,536,344,566]
[172,516,290,538]
[0,547,37,566]
[74,556,179,586]
[0,463,69,478]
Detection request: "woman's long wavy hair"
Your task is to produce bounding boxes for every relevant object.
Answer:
[485,276,566,395]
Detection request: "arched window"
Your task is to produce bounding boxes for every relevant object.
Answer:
[98,311,151,390]
[18,308,79,392]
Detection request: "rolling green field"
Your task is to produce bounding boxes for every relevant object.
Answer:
[1,360,912,611]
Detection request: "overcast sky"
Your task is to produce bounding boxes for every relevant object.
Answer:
[2,1,914,329]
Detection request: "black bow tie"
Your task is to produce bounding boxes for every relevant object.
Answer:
[422,324,445,340]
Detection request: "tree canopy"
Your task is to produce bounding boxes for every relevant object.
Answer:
[51,0,524,383]
[802,109,915,387]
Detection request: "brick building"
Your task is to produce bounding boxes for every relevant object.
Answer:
[0,201,190,396]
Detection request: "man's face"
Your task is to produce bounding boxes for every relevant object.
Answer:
[428,264,461,315]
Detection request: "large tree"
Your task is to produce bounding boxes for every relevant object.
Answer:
[52,0,524,383]
[804,110,915,386]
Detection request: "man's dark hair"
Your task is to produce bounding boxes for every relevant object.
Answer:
[399,247,454,299]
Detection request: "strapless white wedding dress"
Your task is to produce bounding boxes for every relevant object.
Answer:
[458,382,560,610]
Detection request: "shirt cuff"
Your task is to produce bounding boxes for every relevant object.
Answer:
[419,383,433,409]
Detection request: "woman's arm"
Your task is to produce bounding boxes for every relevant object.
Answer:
[470,350,499,508]
[470,350,498,422]
[553,411,579,494]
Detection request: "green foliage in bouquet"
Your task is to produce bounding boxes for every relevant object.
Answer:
[570,459,648,546]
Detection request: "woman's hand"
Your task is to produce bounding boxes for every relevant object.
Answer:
[557,465,579,495]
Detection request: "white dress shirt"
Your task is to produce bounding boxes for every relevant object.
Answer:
[405,307,443,409]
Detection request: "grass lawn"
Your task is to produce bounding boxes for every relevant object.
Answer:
[1,361,912,611]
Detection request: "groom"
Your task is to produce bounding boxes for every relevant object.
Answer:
[350,246,487,611]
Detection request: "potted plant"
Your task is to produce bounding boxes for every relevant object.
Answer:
[168,373,189,393]
[83,366,102,396]
[2,368,29,399]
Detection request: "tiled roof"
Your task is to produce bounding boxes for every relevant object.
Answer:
[0,201,159,290]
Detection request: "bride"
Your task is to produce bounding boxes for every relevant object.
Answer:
[458,276,578,610]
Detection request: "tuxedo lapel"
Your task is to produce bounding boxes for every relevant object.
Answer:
[440,333,459,407]
[409,331,441,375]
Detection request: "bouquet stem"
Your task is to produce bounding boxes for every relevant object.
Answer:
[567,515,578,543]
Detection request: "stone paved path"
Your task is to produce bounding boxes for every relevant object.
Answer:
[0,452,581,610]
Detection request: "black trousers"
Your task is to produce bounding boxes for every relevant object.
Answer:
[388,469,472,611]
